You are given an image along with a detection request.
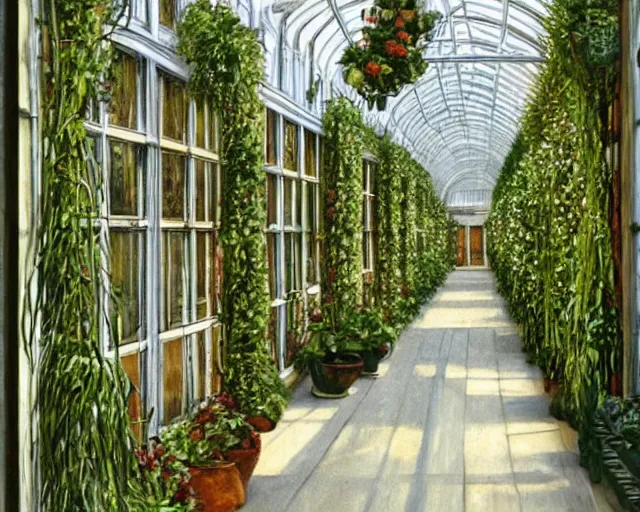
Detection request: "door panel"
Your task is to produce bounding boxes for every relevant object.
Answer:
[457,227,466,266]
[470,226,484,266]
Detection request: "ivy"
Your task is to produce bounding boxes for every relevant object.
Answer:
[486,0,620,428]
[30,0,151,509]
[177,1,288,423]
[320,98,365,318]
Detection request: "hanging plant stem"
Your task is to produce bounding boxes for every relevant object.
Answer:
[177,0,288,423]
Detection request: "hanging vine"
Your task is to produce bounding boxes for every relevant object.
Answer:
[29,0,152,509]
[320,98,365,318]
[177,0,288,423]
[486,0,620,430]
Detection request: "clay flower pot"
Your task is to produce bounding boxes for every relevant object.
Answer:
[189,462,245,512]
[310,353,364,398]
[226,434,262,490]
[246,415,276,433]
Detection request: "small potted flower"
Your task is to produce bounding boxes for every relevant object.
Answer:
[339,308,397,375]
[294,305,365,398]
[134,437,196,511]
[161,393,261,511]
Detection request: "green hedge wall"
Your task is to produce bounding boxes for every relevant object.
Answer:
[486,0,620,427]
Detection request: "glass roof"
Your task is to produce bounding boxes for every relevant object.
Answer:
[258,0,548,208]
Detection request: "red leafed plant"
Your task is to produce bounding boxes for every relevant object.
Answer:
[340,0,440,109]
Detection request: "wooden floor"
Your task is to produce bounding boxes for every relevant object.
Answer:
[244,269,603,512]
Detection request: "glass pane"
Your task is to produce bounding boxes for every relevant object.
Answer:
[163,231,184,330]
[162,152,185,220]
[284,179,293,226]
[285,233,293,293]
[195,99,205,148]
[213,234,223,315]
[161,74,187,142]
[110,231,141,344]
[196,232,213,320]
[369,163,376,193]
[304,129,316,177]
[110,140,140,216]
[121,352,142,439]
[306,184,316,232]
[109,51,138,130]
[266,109,278,165]
[268,307,279,363]
[267,174,278,226]
[362,197,368,230]
[306,233,317,285]
[195,160,206,222]
[160,0,175,28]
[208,107,219,152]
[213,163,221,225]
[195,332,206,402]
[211,325,223,393]
[163,338,183,424]
[267,233,278,300]
[284,120,298,172]
[296,181,302,228]
[362,235,369,269]
[285,298,304,368]
[362,161,368,192]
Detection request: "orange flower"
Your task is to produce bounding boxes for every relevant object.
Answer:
[399,9,415,20]
[396,30,410,43]
[364,61,382,77]
[385,40,408,58]
[394,16,405,28]
[365,16,378,23]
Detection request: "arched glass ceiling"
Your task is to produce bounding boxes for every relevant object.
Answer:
[258,0,547,208]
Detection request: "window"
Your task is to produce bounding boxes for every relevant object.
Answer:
[264,109,320,371]
[109,52,139,130]
[362,160,377,305]
[160,0,175,28]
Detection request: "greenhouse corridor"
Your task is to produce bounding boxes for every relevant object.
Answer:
[1,0,640,510]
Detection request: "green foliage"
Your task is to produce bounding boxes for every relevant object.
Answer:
[29,0,156,509]
[320,98,365,317]
[340,0,440,108]
[375,137,454,327]
[486,0,620,429]
[161,395,256,467]
[177,1,288,422]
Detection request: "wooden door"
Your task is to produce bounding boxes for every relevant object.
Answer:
[470,226,484,266]
[456,227,466,266]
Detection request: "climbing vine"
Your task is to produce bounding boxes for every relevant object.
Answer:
[486,0,620,430]
[177,0,288,422]
[31,0,150,509]
[320,98,365,318]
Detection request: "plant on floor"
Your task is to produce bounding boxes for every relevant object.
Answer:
[161,394,259,467]
[27,0,162,509]
[340,0,440,109]
[485,0,620,430]
[320,98,365,318]
[177,0,288,423]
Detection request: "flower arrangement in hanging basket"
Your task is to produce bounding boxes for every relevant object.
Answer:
[340,0,441,110]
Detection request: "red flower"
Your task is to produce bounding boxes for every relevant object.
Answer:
[216,392,237,410]
[364,61,382,78]
[161,470,172,480]
[174,482,190,503]
[394,16,405,28]
[327,206,336,219]
[396,31,410,43]
[327,189,337,202]
[385,40,408,58]
[189,427,204,441]
[365,16,377,23]
[164,455,177,466]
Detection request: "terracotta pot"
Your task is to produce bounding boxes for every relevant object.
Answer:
[189,462,245,512]
[246,415,276,433]
[226,435,262,490]
[309,353,364,397]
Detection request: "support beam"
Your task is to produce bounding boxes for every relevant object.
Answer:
[424,54,544,63]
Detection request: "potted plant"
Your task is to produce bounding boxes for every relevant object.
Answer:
[295,306,365,398]
[338,308,397,375]
[134,438,197,510]
[161,394,261,511]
